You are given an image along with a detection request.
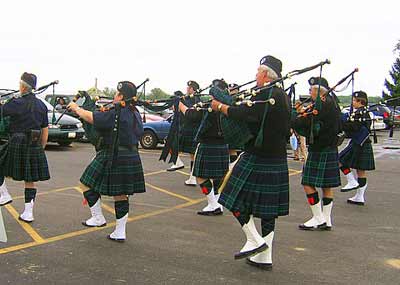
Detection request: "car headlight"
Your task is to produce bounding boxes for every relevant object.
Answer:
[48,124,60,129]
[76,122,83,128]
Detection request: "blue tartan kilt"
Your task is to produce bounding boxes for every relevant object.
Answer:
[302,147,341,188]
[179,125,198,154]
[218,152,289,220]
[0,133,50,182]
[80,147,145,196]
[193,143,229,179]
[339,141,375,171]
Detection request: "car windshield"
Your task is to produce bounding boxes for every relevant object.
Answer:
[37,96,55,111]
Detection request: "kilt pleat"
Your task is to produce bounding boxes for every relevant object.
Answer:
[218,152,289,220]
[0,134,49,182]
[339,141,375,170]
[80,148,145,196]
[302,147,341,188]
[193,143,229,179]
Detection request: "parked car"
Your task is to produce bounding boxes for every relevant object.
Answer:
[368,104,393,128]
[0,95,85,146]
[341,107,386,131]
[140,115,172,149]
[387,106,400,126]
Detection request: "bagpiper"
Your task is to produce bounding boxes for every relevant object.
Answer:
[0,72,50,223]
[68,81,145,242]
[339,91,375,205]
[293,77,341,231]
[211,55,290,270]
[178,79,230,215]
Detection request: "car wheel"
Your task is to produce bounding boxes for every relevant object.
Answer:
[140,130,158,149]
[58,141,72,147]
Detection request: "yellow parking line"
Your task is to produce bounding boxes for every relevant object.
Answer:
[72,187,115,214]
[175,170,190,176]
[0,198,204,255]
[146,182,194,202]
[4,204,45,243]
[386,259,400,269]
[12,186,74,200]
[144,170,167,177]
[289,169,303,175]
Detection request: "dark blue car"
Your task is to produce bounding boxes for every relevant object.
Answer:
[140,115,172,149]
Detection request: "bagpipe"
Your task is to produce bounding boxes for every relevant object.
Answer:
[293,68,359,145]
[0,80,59,134]
[190,60,331,148]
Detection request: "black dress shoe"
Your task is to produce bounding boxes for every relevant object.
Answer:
[234,243,268,260]
[197,208,223,216]
[82,221,107,227]
[347,199,365,206]
[246,258,273,270]
[107,235,125,242]
[298,222,327,231]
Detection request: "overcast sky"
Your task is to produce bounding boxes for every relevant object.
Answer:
[1,0,399,98]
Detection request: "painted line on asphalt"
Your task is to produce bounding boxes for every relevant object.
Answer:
[4,204,45,243]
[0,198,204,255]
[146,182,195,202]
[12,186,74,201]
[385,259,400,270]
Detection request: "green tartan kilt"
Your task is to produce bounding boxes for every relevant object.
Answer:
[179,125,198,154]
[302,147,341,188]
[339,141,375,171]
[219,152,289,220]
[193,143,229,179]
[0,133,50,182]
[80,148,145,196]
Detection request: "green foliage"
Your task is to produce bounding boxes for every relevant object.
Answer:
[140,88,171,100]
[383,40,400,100]
[336,96,382,107]
[86,87,116,98]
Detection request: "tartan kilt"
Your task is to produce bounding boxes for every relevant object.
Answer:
[193,143,229,179]
[179,125,198,154]
[80,148,145,196]
[0,133,50,182]
[339,141,375,171]
[218,152,289,220]
[302,147,341,188]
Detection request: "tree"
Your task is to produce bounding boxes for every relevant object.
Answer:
[143,88,171,100]
[382,40,400,100]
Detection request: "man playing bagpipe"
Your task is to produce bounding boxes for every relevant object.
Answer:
[167,81,201,186]
[178,80,229,215]
[68,81,145,242]
[0,72,50,223]
[211,55,290,270]
[293,77,341,231]
[226,83,242,166]
[339,91,375,205]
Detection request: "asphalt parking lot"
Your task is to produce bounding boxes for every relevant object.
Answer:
[1,131,400,284]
